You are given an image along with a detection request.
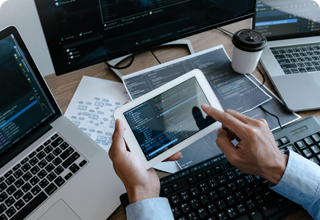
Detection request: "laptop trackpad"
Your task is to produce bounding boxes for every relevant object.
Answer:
[273,74,320,111]
[38,199,81,220]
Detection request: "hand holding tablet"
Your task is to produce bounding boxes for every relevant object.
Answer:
[114,69,224,169]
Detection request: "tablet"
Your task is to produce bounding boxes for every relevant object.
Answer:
[114,69,223,169]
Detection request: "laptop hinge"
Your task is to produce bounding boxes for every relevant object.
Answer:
[0,123,52,168]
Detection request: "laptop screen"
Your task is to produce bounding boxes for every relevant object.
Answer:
[254,0,320,39]
[0,34,56,157]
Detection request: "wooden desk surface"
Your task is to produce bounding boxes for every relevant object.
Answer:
[45,19,316,220]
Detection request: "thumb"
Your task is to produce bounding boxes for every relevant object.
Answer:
[215,128,237,159]
[109,119,126,160]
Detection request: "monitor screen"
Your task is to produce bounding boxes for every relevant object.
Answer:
[35,0,256,75]
[0,34,55,157]
[123,77,216,161]
[254,0,320,40]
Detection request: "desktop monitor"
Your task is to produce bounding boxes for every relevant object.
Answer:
[34,0,256,75]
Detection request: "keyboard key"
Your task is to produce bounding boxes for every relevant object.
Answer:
[198,208,208,218]
[30,176,40,186]
[44,146,53,154]
[45,163,55,172]
[306,67,317,72]
[280,63,297,69]
[274,54,285,59]
[295,140,306,149]
[60,147,75,160]
[312,133,320,142]
[31,185,41,195]
[187,176,197,185]
[303,149,312,158]
[6,185,16,195]
[216,199,227,209]
[60,142,69,150]
[5,176,15,185]
[44,139,52,146]
[51,134,59,140]
[5,207,16,218]
[36,145,44,152]
[22,192,33,202]
[205,169,215,177]
[190,198,200,209]
[4,196,15,207]
[36,151,46,160]
[29,157,39,166]
[21,183,31,193]
[13,190,23,200]
[200,161,211,168]
[298,68,307,73]
[47,172,57,182]
[172,183,182,191]
[180,191,190,201]
[214,165,224,173]
[171,195,181,205]
[190,187,200,197]
[208,190,219,201]
[190,166,201,173]
[45,183,58,195]
[248,209,263,220]
[291,68,299,74]
[0,203,6,214]
[311,145,320,154]
[196,173,206,181]
[45,153,55,162]
[178,170,190,178]
[0,192,8,202]
[37,170,47,179]
[304,137,314,146]
[53,148,62,156]
[210,157,221,164]
[54,166,64,175]
[51,151,63,164]
[30,166,40,175]
[261,203,279,217]
[160,179,168,185]
[163,187,172,196]
[69,164,80,173]
[277,59,291,64]
[13,170,23,179]
[28,151,37,158]
[227,207,237,218]
[245,199,256,209]
[39,179,49,189]
[12,164,21,172]
[283,69,291,74]
[0,182,7,193]
[21,163,31,172]
[181,203,191,213]
[226,195,236,206]
[309,157,319,164]
[235,191,245,202]
[22,172,32,182]
[14,199,25,210]
[217,212,228,220]
[236,203,246,214]
[64,173,73,180]
[51,137,64,148]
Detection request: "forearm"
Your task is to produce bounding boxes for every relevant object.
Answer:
[270,151,320,219]
[126,197,174,220]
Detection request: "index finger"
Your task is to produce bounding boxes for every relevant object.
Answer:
[201,104,248,137]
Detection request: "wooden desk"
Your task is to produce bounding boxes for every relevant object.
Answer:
[44,19,316,220]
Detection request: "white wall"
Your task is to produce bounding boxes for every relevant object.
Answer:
[0,0,55,76]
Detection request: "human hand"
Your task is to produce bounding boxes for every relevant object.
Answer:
[109,119,182,204]
[201,104,288,185]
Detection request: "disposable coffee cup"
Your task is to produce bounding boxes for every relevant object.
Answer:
[232,29,267,74]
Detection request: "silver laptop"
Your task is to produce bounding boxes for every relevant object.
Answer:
[253,0,320,112]
[0,26,125,220]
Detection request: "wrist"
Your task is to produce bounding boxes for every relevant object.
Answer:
[264,153,289,185]
[127,186,159,204]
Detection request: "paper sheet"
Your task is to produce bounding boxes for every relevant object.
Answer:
[64,76,129,152]
[64,76,176,173]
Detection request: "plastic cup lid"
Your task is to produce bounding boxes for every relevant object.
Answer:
[232,29,267,52]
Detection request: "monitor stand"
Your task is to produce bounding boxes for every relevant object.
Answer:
[107,39,195,79]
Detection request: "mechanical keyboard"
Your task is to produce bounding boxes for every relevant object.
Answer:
[120,116,320,220]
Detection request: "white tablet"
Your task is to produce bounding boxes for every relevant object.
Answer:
[114,69,224,169]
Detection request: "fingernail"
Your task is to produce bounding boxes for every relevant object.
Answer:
[201,103,210,109]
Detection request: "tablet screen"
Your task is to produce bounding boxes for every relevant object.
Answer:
[124,77,216,161]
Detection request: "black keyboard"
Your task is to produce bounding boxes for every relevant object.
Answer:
[120,116,320,220]
[0,134,88,220]
[271,44,320,74]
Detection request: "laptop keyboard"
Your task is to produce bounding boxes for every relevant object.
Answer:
[0,134,88,220]
[271,44,320,74]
